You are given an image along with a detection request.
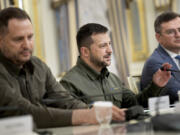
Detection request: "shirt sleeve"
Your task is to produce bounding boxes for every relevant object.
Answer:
[110,73,166,108]
[136,82,167,108]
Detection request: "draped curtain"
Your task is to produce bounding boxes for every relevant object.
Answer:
[51,0,78,74]
[108,0,130,86]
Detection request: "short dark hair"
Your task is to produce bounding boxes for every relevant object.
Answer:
[0,7,31,35]
[154,11,180,34]
[76,23,108,54]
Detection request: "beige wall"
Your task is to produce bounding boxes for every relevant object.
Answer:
[38,0,60,77]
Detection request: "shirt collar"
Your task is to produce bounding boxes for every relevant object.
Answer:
[0,51,34,76]
[160,44,180,59]
[77,57,109,80]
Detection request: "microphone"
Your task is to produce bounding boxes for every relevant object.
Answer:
[160,67,180,72]
[125,105,149,121]
[0,106,19,111]
[41,90,125,105]
[41,88,134,105]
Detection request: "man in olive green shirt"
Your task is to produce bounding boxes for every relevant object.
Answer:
[0,7,127,128]
[60,23,172,108]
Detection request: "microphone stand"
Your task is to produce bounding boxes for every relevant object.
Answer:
[0,106,18,111]
[41,90,124,105]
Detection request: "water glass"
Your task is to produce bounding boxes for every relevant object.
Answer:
[94,101,112,125]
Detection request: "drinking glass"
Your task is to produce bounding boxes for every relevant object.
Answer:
[94,101,112,125]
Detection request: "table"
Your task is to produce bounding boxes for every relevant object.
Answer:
[43,120,180,135]
[40,108,180,135]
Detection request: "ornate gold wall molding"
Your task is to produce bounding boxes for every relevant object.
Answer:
[154,0,173,11]
[51,0,71,9]
[126,0,149,62]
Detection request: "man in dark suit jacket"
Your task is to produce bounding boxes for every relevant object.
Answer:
[141,11,180,104]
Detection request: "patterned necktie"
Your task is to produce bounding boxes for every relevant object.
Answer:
[175,55,180,61]
[175,55,180,68]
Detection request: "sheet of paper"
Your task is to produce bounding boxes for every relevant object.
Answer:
[0,115,35,135]
[148,95,170,111]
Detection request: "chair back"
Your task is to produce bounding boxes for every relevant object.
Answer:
[56,72,66,81]
[127,75,141,94]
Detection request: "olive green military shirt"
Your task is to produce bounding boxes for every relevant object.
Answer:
[0,53,87,128]
[60,57,165,108]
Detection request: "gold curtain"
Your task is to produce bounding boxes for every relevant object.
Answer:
[108,0,130,86]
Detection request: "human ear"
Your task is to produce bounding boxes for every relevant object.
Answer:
[155,33,161,42]
[0,35,3,47]
[80,47,90,57]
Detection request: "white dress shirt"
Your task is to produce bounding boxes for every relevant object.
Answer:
[162,46,180,69]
